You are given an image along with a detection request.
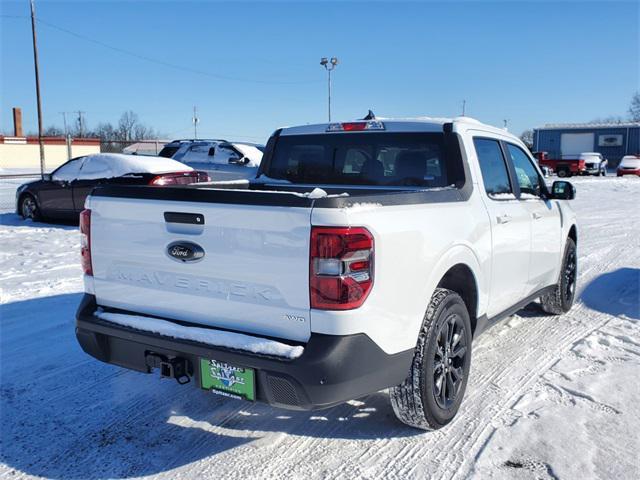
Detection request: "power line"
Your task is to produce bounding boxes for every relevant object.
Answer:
[1,14,320,85]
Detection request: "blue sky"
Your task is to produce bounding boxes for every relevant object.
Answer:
[1,1,638,141]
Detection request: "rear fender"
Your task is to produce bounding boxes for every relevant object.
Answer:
[417,244,486,333]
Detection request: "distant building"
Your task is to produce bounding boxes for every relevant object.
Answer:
[0,136,100,172]
[533,122,640,167]
[0,107,99,172]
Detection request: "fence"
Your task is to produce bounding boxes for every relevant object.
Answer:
[100,140,168,156]
[0,173,41,213]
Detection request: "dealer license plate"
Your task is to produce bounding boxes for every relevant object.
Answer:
[200,358,255,401]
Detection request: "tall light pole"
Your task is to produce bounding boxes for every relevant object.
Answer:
[29,0,45,177]
[192,106,199,139]
[320,57,338,122]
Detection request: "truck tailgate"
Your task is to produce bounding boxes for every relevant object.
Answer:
[88,191,312,343]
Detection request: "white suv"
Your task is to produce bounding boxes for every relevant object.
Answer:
[158,139,264,181]
[76,115,577,430]
[579,152,608,176]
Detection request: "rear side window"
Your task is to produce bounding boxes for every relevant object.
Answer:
[473,138,513,199]
[506,144,542,197]
[266,132,464,187]
[158,146,179,158]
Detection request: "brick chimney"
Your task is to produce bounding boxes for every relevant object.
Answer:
[12,107,23,137]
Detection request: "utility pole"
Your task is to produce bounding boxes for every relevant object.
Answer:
[75,111,85,137]
[503,119,509,130]
[192,106,199,139]
[60,112,68,136]
[462,99,466,116]
[29,0,45,177]
[320,57,338,122]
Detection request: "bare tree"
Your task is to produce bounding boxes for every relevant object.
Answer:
[588,115,626,124]
[43,125,64,136]
[520,129,534,149]
[629,92,640,121]
[117,111,139,142]
[92,122,116,141]
[24,111,161,145]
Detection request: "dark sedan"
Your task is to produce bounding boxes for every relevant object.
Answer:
[16,153,209,221]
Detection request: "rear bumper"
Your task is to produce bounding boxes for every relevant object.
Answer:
[75,294,413,410]
[617,169,640,176]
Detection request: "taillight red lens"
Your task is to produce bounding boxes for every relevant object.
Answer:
[197,171,210,182]
[310,226,374,310]
[150,171,208,186]
[341,122,367,131]
[80,209,93,276]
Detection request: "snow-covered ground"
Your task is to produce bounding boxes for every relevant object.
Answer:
[0,177,638,479]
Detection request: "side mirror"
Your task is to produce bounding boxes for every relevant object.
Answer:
[52,177,69,187]
[550,180,575,200]
[228,156,249,165]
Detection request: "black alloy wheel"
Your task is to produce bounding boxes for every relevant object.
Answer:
[432,313,468,409]
[20,195,39,220]
[563,247,577,305]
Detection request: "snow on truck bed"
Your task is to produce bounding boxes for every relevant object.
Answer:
[0,176,639,479]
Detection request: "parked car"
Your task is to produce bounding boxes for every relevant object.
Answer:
[158,139,264,181]
[616,155,640,177]
[534,151,607,177]
[16,153,209,221]
[578,152,608,176]
[75,115,577,431]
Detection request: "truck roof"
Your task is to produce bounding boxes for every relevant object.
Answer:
[279,115,514,139]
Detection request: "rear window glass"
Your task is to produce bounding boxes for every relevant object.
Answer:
[265,132,464,187]
[158,146,179,158]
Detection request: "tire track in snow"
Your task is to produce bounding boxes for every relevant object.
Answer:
[1,179,638,479]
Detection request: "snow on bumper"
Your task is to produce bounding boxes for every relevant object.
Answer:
[75,294,413,410]
[95,309,304,360]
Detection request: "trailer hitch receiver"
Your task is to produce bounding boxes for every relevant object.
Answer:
[145,352,191,385]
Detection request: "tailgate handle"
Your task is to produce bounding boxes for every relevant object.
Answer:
[164,212,205,225]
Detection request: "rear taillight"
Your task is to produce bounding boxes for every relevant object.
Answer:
[310,226,374,310]
[80,209,93,276]
[326,121,385,132]
[149,171,209,185]
[197,171,210,182]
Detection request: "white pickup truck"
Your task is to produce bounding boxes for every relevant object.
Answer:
[76,116,578,430]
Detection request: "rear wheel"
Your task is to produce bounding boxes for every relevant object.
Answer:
[557,168,569,178]
[390,288,472,430]
[540,238,577,315]
[19,194,40,221]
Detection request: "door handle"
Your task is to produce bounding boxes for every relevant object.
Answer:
[532,212,542,220]
[497,214,511,224]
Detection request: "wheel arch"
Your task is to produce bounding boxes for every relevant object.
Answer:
[17,190,39,215]
[423,244,486,337]
[568,224,577,245]
[436,264,479,335]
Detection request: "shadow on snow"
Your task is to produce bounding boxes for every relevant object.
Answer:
[0,212,78,229]
[0,293,420,480]
[580,267,639,320]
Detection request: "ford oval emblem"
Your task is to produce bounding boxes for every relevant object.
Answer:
[167,241,205,263]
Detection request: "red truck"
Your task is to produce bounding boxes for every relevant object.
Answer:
[534,151,607,177]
